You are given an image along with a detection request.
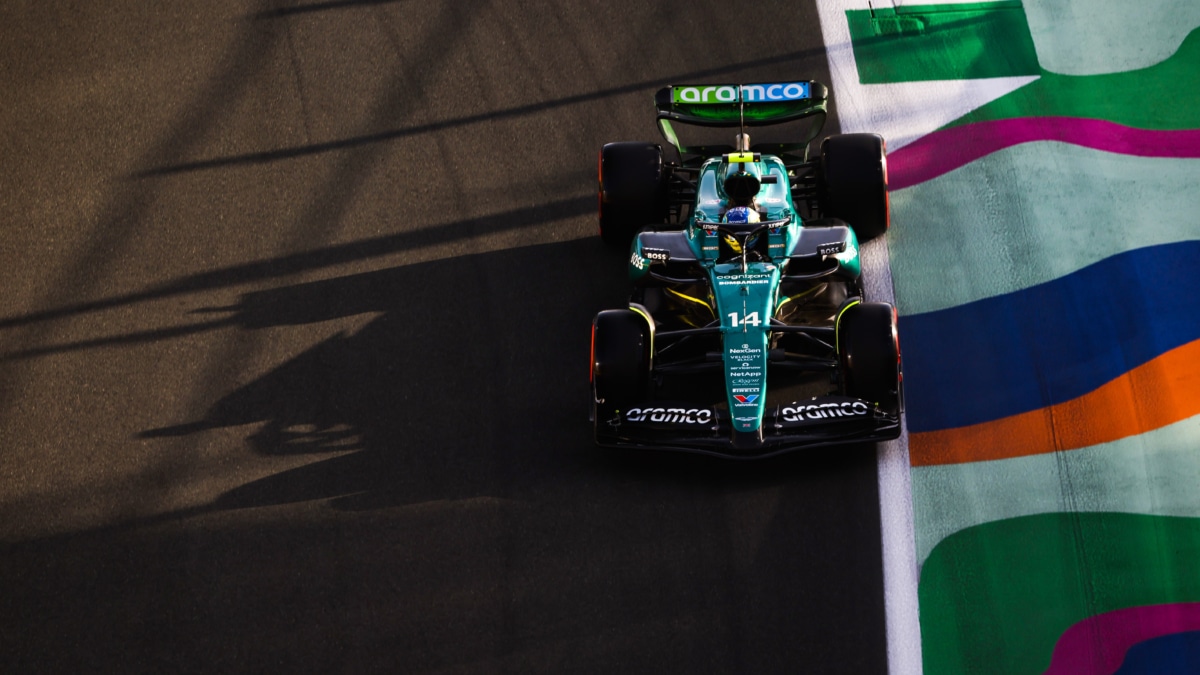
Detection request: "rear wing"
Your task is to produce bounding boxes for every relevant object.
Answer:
[654,81,829,164]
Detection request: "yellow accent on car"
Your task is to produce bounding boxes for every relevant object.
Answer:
[727,152,756,163]
[834,299,861,352]
[626,302,658,363]
[665,287,713,314]
[776,283,825,314]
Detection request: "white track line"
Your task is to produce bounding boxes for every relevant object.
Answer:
[813,1,924,673]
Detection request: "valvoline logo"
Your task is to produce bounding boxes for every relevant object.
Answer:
[734,395,759,404]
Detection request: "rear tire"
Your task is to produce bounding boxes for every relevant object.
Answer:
[819,133,889,241]
[598,142,668,248]
[837,301,900,416]
[591,309,652,409]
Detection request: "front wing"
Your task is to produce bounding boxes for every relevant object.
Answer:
[594,395,901,459]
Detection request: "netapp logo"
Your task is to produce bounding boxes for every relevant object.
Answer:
[781,401,870,422]
[673,83,811,104]
[626,408,713,424]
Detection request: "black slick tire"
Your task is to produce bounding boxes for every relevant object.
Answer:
[591,309,652,410]
[819,133,889,241]
[836,301,901,416]
[598,142,668,248]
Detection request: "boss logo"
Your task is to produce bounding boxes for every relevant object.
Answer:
[818,242,846,256]
[642,247,670,263]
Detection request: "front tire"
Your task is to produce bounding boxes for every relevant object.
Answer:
[591,309,652,410]
[598,142,668,248]
[837,301,900,416]
[819,133,889,241]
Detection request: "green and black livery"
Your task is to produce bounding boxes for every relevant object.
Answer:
[590,81,902,458]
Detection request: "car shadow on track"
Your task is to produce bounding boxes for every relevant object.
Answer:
[143,237,874,510]
[117,238,887,674]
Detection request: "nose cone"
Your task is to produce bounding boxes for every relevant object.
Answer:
[731,428,764,450]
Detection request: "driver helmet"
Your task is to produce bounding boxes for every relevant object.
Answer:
[724,206,760,224]
[722,158,763,206]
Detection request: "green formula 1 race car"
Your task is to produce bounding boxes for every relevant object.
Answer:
[590,81,902,458]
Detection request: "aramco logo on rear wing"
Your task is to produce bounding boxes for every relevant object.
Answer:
[673,82,811,104]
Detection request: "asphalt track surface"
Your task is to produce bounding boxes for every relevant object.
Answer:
[0,2,887,672]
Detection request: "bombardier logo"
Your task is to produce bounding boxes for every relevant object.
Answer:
[781,400,871,423]
[626,407,714,425]
[673,82,811,104]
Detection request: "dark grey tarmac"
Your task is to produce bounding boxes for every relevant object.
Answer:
[0,1,885,672]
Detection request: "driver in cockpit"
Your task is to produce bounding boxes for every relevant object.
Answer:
[722,132,765,222]
[722,164,763,222]
[724,205,759,224]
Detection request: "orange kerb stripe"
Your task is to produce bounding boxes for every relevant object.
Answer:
[911,338,1200,467]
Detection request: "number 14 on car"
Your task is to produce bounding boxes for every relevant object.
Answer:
[728,311,761,328]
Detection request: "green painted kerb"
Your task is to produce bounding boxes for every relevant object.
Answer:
[944,26,1200,130]
[846,2,1039,84]
[919,512,1200,675]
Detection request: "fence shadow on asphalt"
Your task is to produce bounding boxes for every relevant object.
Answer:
[17,226,888,668]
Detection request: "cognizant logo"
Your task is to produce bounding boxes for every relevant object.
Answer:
[673,82,810,104]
